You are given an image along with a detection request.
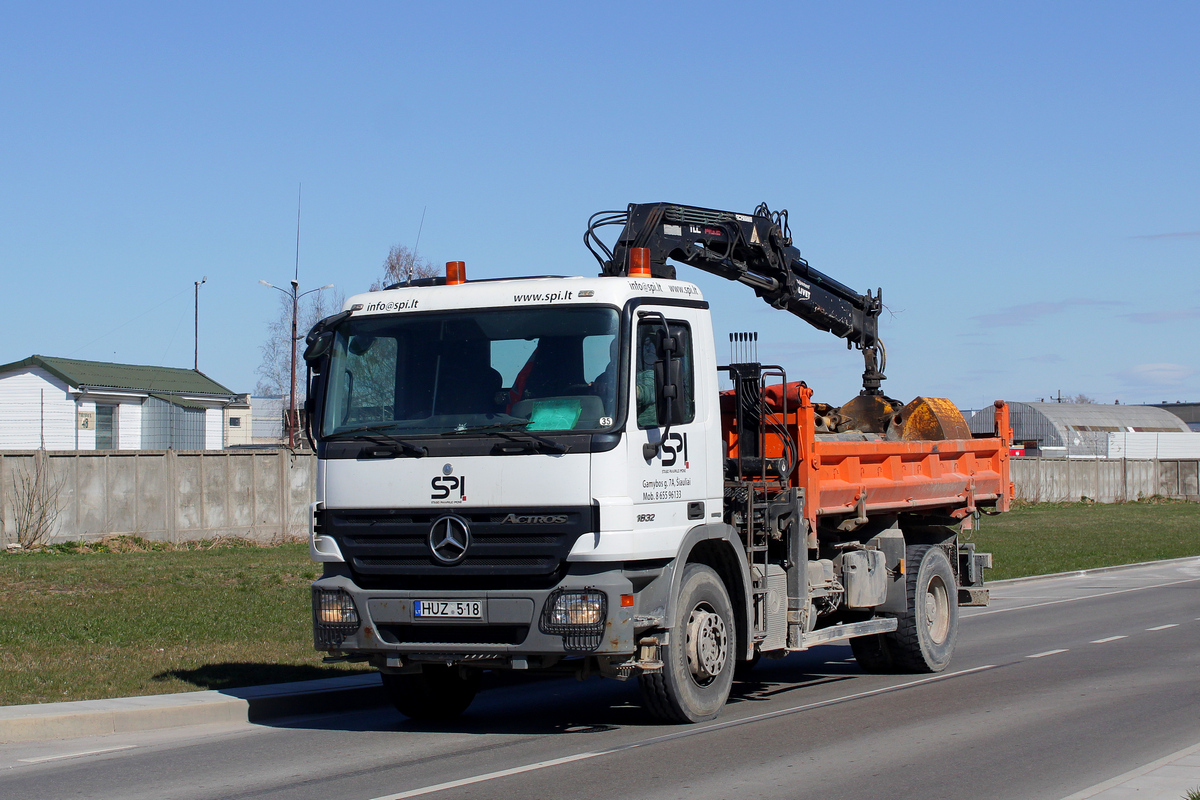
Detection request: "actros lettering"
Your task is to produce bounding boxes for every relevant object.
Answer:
[501,513,568,525]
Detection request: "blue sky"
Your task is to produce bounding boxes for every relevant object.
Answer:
[2,2,1197,411]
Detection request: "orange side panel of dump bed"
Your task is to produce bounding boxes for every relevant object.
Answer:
[723,386,1013,533]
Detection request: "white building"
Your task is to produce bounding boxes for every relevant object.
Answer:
[224,394,253,447]
[0,355,236,450]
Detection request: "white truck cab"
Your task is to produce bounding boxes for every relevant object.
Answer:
[307,272,748,721]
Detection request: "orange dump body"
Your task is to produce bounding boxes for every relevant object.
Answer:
[722,384,1013,535]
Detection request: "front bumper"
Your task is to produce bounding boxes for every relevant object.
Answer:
[312,567,636,661]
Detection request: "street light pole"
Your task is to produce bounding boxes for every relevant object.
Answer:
[289,279,299,448]
[259,279,335,448]
[194,276,207,371]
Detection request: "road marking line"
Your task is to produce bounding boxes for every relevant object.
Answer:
[1146,624,1179,631]
[366,664,998,800]
[18,745,137,764]
[1027,649,1068,658]
[1090,636,1127,644]
[965,576,1200,618]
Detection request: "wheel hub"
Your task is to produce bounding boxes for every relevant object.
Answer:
[685,605,728,683]
[924,575,950,644]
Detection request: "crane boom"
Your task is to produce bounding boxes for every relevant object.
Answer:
[586,202,886,395]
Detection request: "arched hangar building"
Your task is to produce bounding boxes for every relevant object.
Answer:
[965,402,1190,457]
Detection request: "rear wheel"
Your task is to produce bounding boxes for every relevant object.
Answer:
[640,564,735,723]
[381,665,481,721]
[850,544,958,673]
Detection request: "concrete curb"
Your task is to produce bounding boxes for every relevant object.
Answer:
[989,555,1200,587]
[1057,740,1200,799]
[0,673,385,744]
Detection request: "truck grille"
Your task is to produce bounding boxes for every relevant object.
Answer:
[326,506,595,590]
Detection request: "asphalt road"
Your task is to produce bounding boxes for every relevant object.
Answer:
[3,558,1198,800]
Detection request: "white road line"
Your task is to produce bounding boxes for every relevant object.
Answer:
[18,745,137,764]
[1027,649,1068,659]
[965,576,1200,618]
[366,664,998,800]
[1090,636,1127,644]
[1146,624,1179,631]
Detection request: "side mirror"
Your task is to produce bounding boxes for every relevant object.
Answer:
[638,312,687,459]
[303,310,352,363]
[654,357,686,426]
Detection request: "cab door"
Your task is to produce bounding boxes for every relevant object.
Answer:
[628,307,714,548]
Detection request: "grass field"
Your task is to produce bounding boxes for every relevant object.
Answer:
[2,499,1198,706]
[0,540,368,707]
[967,498,1200,580]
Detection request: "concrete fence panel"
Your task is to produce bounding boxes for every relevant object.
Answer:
[1011,457,1199,503]
[0,449,316,546]
[1182,461,1199,497]
[2,450,1193,547]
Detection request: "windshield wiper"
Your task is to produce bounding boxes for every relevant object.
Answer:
[444,421,530,434]
[325,423,427,457]
[443,421,568,454]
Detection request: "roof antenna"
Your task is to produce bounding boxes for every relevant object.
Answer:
[294,184,302,283]
[408,205,427,285]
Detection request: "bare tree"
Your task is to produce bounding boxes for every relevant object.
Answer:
[370,244,438,291]
[1070,394,1096,404]
[255,287,345,398]
[11,450,65,549]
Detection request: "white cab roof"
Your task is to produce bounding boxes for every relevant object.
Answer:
[343,275,705,316]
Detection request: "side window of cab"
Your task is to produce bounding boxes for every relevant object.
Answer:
[635,319,695,428]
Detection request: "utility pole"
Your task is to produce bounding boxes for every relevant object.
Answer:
[260,185,332,447]
[194,276,207,370]
[260,278,332,447]
[289,278,299,447]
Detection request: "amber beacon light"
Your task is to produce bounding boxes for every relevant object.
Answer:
[446,261,467,284]
[628,247,652,277]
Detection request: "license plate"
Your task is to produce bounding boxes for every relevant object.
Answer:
[414,600,483,619]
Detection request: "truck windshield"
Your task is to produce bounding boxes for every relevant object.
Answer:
[320,307,621,438]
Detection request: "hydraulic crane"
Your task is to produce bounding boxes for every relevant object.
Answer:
[585,202,888,399]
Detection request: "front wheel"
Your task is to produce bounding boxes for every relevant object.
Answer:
[640,564,736,723]
[381,665,481,721]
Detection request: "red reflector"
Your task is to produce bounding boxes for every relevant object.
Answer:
[620,594,634,607]
[446,261,466,285]
[629,247,651,277]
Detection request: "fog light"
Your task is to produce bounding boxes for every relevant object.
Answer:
[553,592,604,625]
[540,588,608,652]
[313,589,360,649]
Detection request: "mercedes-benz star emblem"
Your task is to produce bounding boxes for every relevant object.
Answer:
[428,515,470,564]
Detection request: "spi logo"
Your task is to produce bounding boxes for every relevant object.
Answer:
[661,432,689,468]
[431,465,466,502]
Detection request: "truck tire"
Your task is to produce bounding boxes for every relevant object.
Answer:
[381,665,481,721]
[640,563,735,723]
[851,545,958,673]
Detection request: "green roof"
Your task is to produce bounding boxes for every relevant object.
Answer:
[0,355,234,396]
